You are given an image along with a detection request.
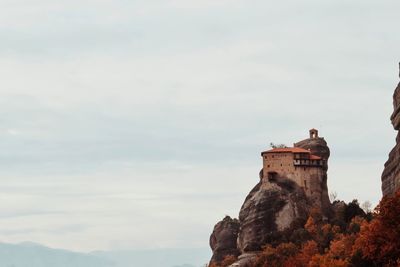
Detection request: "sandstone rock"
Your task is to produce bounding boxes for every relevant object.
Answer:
[208,130,334,265]
[209,216,240,264]
[382,63,400,196]
[228,253,258,267]
[294,136,330,164]
[295,135,332,215]
[237,176,310,253]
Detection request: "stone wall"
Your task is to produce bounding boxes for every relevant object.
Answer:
[294,136,331,214]
[262,152,326,209]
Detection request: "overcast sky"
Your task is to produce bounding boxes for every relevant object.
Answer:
[0,0,399,252]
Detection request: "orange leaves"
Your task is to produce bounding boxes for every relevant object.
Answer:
[209,255,238,267]
[254,243,299,267]
[294,240,319,266]
[353,191,400,266]
[253,193,400,266]
[220,255,237,266]
[304,216,318,237]
[309,254,348,267]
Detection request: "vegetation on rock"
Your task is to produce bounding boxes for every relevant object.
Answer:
[210,190,400,267]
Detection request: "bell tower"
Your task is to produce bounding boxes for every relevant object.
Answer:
[309,128,319,139]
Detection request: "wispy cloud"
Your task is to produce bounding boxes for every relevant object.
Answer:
[0,0,398,252]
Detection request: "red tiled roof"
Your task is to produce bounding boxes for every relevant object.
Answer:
[310,155,322,160]
[262,147,310,155]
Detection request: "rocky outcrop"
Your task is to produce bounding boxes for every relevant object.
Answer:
[209,216,240,264]
[294,137,330,165]
[382,63,400,196]
[237,176,310,253]
[208,130,333,266]
[294,136,332,215]
[229,253,258,267]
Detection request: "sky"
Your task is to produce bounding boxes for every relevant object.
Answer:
[0,0,399,253]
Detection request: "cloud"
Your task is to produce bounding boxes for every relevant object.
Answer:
[0,0,398,252]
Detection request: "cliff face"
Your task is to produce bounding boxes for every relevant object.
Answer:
[294,137,330,165]
[209,131,332,266]
[237,177,310,253]
[209,216,240,263]
[294,137,331,214]
[209,176,313,266]
[382,64,400,196]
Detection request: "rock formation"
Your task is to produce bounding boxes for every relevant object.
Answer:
[209,130,332,266]
[382,63,400,196]
[209,216,240,264]
[294,133,331,214]
[294,135,330,166]
[237,176,310,253]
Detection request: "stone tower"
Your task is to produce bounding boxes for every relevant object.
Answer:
[261,129,331,212]
[309,128,319,138]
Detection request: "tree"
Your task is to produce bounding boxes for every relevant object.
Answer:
[220,255,237,267]
[270,143,287,149]
[329,191,338,202]
[344,200,365,223]
[361,201,372,213]
[255,243,299,267]
[354,190,400,266]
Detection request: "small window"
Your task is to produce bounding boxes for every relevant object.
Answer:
[268,172,277,181]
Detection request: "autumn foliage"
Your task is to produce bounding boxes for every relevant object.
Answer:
[355,190,400,266]
[208,255,237,267]
[210,191,400,267]
[251,191,400,267]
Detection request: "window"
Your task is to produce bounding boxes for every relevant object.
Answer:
[268,172,277,181]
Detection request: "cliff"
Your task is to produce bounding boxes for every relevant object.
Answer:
[382,63,400,196]
[209,216,240,263]
[209,131,332,266]
[237,177,310,253]
[294,137,330,166]
[294,136,331,214]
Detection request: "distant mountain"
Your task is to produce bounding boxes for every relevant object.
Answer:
[0,242,210,267]
[92,248,210,267]
[0,242,113,267]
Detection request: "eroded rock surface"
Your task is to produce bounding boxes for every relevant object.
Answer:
[294,135,332,215]
[209,216,240,264]
[208,129,333,266]
[382,64,400,196]
[228,253,257,267]
[237,177,310,253]
[294,137,330,165]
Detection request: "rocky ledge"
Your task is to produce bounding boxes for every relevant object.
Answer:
[382,63,400,196]
[209,176,312,266]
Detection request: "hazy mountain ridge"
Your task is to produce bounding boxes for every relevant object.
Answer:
[0,242,113,267]
[0,242,209,267]
[92,248,210,267]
